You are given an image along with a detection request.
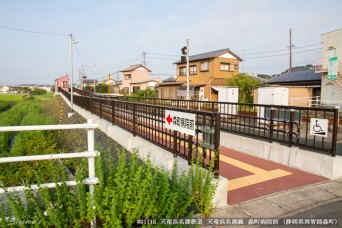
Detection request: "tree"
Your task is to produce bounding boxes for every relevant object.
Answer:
[95,82,108,93]
[227,73,260,103]
[131,89,158,98]
[29,88,47,95]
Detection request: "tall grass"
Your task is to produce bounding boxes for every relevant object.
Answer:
[0,102,30,155]
[0,101,56,187]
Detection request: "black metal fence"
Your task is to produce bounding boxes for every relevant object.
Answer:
[60,88,221,176]
[71,88,340,156]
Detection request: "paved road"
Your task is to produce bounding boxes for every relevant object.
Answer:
[209,178,342,227]
[291,198,342,219]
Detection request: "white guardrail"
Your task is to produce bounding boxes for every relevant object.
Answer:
[0,119,99,226]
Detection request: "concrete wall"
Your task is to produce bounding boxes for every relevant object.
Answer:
[60,93,228,208]
[220,131,342,179]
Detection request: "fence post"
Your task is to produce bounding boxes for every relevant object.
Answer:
[112,100,115,125]
[173,130,178,158]
[288,109,295,147]
[132,103,137,136]
[188,135,193,165]
[87,119,97,227]
[269,107,275,143]
[214,112,220,178]
[99,99,102,119]
[332,108,338,157]
[91,98,94,114]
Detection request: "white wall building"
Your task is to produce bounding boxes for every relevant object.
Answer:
[316,28,342,108]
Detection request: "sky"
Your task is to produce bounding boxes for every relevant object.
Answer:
[0,0,341,86]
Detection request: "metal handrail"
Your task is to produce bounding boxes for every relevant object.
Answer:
[0,119,99,226]
[60,88,221,176]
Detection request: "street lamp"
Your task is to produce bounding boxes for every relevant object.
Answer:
[69,34,79,113]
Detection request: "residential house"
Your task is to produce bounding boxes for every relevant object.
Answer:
[120,64,151,95]
[158,48,242,101]
[158,76,184,99]
[101,78,121,94]
[82,79,98,90]
[54,75,69,93]
[315,28,342,108]
[254,68,322,107]
[0,85,10,93]
[130,79,160,94]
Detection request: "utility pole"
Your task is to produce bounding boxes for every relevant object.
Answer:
[93,63,96,93]
[242,49,246,73]
[108,73,111,95]
[289,28,293,70]
[82,65,85,90]
[69,34,79,113]
[142,52,147,66]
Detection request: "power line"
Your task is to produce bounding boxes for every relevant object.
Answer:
[147,56,178,61]
[74,46,88,65]
[0,25,68,36]
[294,43,322,49]
[82,56,141,69]
[244,48,289,56]
[242,43,322,56]
[245,47,322,60]
[146,52,179,57]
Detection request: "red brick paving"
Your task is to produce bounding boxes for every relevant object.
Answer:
[219,146,329,205]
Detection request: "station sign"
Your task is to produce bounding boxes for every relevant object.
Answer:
[310,118,328,137]
[164,110,196,136]
[328,57,338,80]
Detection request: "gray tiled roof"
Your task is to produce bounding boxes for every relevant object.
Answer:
[174,48,242,64]
[120,64,151,72]
[268,69,321,84]
[162,76,176,82]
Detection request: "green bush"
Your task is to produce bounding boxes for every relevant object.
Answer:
[0,101,11,113]
[0,149,219,227]
[93,150,194,227]
[29,89,47,96]
[131,89,158,98]
[189,152,218,216]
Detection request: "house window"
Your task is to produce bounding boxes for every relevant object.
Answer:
[189,65,197,75]
[179,67,186,76]
[132,86,140,94]
[124,74,131,80]
[200,62,209,71]
[220,63,229,71]
[220,62,235,72]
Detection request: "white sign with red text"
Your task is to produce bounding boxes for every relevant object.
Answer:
[164,110,196,136]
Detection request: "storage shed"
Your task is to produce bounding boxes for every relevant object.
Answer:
[211,86,239,114]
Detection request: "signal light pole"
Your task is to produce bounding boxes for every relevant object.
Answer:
[181,38,190,101]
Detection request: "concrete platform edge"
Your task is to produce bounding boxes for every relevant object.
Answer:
[220,131,342,179]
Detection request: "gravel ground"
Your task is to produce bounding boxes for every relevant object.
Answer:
[42,95,126,163]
